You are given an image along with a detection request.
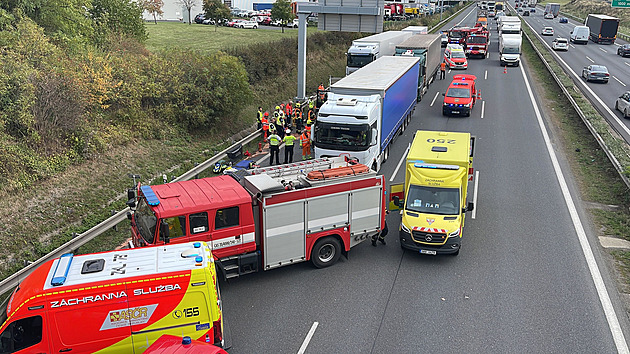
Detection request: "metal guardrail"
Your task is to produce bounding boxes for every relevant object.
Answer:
[0,127,262,297]
[428,1,475,33]
[520,12,630,191]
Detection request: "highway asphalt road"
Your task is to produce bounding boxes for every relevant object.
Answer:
[220,6,630,353]
[514,1,630,143]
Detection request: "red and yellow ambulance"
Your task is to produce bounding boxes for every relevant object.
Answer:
[0,242,223,353]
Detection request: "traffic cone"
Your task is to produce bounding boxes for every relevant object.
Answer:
[503,66,507,74]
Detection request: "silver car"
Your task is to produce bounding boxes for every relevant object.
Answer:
[582,65,609,83]
[616,91,630,118]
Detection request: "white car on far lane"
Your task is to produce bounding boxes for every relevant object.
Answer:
[541,26,554,36]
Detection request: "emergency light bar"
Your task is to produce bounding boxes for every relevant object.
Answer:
[51,253,73,286]
[141,185,160,206]
[414,162,460,170]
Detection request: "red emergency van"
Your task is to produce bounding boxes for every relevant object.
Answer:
[0,242,223,353]
[442,74,479,117]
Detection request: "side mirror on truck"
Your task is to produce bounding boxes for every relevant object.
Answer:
[464,202,475,213]
[126,188,136,209]
[160,220,170,244]
[393,196,404,207]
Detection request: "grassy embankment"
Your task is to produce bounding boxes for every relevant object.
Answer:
[521,23,630,299]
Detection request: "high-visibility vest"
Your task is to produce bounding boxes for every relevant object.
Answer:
[269,123,277,134]
[284,135,296,146]
[440,62,446,71]
[318,85,325,100]
[305,125,312,135]
[285,104,292,117]
[278,116,285,127]
[300,133,310,146]
[262,117,269,130]
[257,110,263,123]
[269,134,281,146]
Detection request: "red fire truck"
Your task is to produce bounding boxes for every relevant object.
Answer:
[127,157,387,280]
[466,32,489,58]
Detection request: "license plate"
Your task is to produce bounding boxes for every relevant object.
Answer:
[452,111,459,114]
[420,250,437,255]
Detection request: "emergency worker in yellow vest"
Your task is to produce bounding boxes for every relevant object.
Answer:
[283,129,296,163]
[268,132,281,165]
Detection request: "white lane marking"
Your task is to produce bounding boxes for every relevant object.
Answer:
[485,70,488,80]
[431,91,440,107]
[297,322,319,354]
[519,63,630,354]
[390,143,411,182]
[570,44,575,48]
[448,68,452,73]
[599,47,607,53]
[481,101,485,119]
[625,62,630,68]
[471,170,479,219]
[612,76,626,87]
[585,56,594,63]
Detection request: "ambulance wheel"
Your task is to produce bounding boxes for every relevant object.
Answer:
[311,237,341,268]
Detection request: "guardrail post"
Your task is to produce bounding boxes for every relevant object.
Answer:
[194,163,200,179]
[111,210,117,231]
[72,232,79,254]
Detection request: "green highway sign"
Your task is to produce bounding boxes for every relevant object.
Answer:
[612,0,629,8]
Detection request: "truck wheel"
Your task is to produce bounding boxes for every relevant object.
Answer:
[311,236,341,268]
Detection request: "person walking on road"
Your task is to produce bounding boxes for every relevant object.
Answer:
[261,112,269,141]
[283,129,296,163]
[300,131,311,160]
[440,61,446,80]
[372,211,390,246]
[268,132,281,166]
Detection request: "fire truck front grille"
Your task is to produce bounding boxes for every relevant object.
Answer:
[412,231,447,244]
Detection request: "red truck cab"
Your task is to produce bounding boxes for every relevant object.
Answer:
[130,175,257,260]
[442,74,479,117]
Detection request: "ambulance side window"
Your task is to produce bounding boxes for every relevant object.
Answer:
[215,207,239,229]
[189,212,209,234]
[162,215,187,240]
[0,315,42,353]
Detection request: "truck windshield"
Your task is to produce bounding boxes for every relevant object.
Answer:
[468,36,487,44]
[135,198,157,244]
[449,31,465,39]
[446,88,470,98]
[314,122,370,151]
[405,185,460,215]
[347,55,373,68]
[502,47,520,54]
[0,294,9,328]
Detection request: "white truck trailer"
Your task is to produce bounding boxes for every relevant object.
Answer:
[346,31,412,75]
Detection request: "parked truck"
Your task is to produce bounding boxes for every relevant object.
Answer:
[346,31,412,75]
[585,14,619,44]
[544,3,560,17]
[392,130,475,255]
[499,33,522,66]
[394,34,441,99]
[127,156,387,279]
[315,56,420,171]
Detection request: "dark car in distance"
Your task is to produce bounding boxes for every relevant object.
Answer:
[559,17,568,23]
[582,64,609,83]
[618,44,630,57]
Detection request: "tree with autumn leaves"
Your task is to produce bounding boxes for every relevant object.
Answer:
[141,0,164,24]
[203,0,230,31]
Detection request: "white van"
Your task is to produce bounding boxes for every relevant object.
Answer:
[570,25,589,44]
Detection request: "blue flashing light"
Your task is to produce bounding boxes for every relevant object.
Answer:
[51,253,73,286]
[182,336,192,345]
[195,256,203,263]
[140,185,160,206]
[193,242,201,248]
